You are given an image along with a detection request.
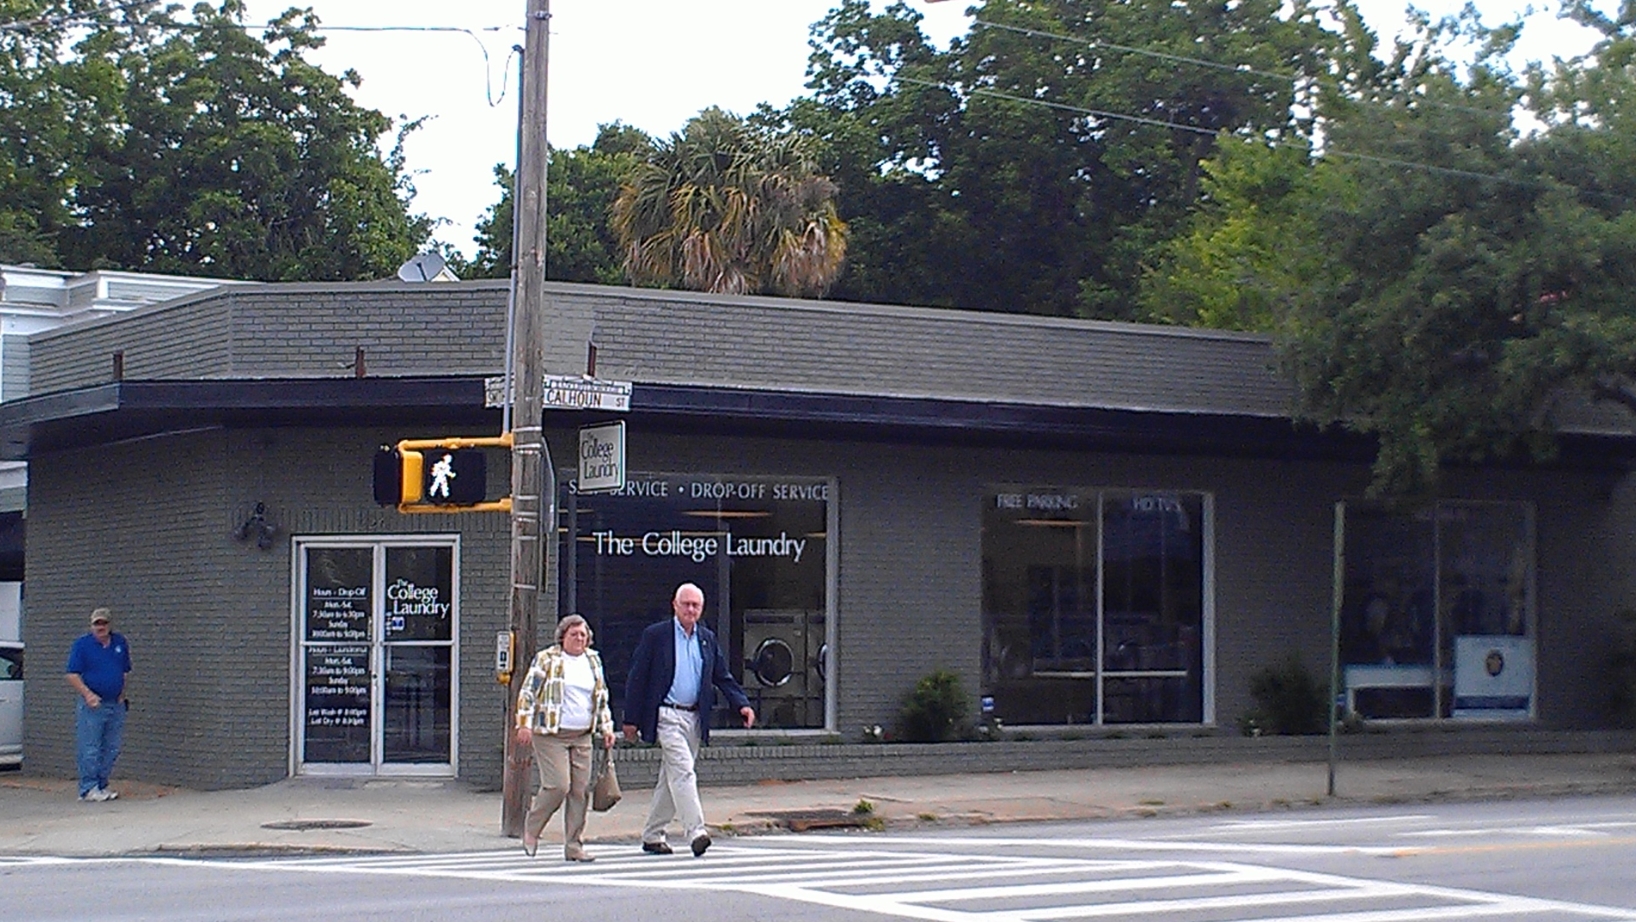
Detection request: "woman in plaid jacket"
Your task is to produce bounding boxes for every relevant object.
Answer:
[513,614,616,861]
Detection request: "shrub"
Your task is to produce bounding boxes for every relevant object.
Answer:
[1242,655,1329,735]
[898,669,971,742]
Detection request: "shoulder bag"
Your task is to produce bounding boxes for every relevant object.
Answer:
[591,745,622,812]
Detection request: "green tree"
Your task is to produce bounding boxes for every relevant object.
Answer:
[2,1,431,279]
[610,107,847,297]
[1142,6,1636,498]
[0,0,133,266]
[459,123,649,283]
[788,0,1333,317]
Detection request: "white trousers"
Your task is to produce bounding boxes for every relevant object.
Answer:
[643,706,705,843]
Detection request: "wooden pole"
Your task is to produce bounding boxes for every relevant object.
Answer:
[501,0,551,837]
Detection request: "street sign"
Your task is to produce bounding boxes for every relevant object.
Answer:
[577,421,626,494]
[484,375,634,411]
[543,374,632,411]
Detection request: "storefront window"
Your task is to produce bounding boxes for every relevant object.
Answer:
[1340,500,1534,720]
[982,489,1207,725]
[560,473,831,731]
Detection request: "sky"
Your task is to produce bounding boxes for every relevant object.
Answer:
[237,0,1603,260]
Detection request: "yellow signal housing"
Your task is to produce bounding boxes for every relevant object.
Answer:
[399,449,425,504]
[394,433,515,514]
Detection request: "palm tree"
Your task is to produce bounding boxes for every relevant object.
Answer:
[611,108,847,297]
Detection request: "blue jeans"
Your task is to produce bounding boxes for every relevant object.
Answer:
[75,698,126,796]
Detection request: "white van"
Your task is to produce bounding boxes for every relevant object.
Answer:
[0,640,21,766]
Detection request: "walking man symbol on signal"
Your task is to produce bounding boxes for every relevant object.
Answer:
[428,453,456,499]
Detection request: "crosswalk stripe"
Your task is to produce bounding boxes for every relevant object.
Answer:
[1017,883,1427,920]
[881,864,1285,902]
[711,858,1139,889]
[74,839,1636,922]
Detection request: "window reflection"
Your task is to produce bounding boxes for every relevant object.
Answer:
[1340,500,1534,720]
[983,489,1206,725]
[560,474,830,730]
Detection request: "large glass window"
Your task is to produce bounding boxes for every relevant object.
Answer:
[983,489,1207,725]
[560,473,831,731]
[1340,500,1534,720]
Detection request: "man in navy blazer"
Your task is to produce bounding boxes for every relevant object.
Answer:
[623,582,754,857]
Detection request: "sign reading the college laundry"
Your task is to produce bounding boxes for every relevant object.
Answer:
[566,475,829,564]
[577,421,626,494]
[383,546,454,643]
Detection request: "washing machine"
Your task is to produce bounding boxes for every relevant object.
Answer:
[743,609,824,728]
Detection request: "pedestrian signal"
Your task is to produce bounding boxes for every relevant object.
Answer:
[371,434,514,513]
[422,449,486,505]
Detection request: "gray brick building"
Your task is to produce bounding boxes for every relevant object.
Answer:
[6,279,1635,790]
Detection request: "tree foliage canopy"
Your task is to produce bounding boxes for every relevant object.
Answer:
[457,123,650,284]
[781,0,1332,317]
[610,107,847,297]
[1,0,430,279]
[1141,3,1636,497]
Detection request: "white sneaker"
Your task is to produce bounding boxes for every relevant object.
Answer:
[99,787,118,801]
[79,788,109,802]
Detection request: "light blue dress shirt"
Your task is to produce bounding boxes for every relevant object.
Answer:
[665,617,703,707]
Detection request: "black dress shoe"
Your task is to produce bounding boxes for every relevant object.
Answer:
[641,840,673,855]
[691,833,711,857]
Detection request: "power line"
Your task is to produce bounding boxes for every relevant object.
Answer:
[1,5,522,108]
[891,74,1604,196]
[972,18,1514,121]
[309,25,520,108]
[0,0,152,33]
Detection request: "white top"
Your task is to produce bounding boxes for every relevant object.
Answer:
[558,652,595,731]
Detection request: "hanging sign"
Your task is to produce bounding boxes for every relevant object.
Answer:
[578,421,626,494]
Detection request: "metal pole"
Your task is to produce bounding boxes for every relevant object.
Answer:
[501,0,551,838]
[501,43,525,436]
[1327,501,1345,797]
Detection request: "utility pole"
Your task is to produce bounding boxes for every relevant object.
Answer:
[501,0,552,838]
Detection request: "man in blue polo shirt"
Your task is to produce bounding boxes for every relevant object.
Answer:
[65,608,132,802]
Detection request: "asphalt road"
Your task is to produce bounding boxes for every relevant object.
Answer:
[6,795,1636,921]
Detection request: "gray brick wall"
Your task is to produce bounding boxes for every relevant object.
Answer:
[19,415,1624,789]
[30,297,232,392]
[24,430,234,787]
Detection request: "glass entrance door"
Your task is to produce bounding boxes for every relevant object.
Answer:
[297,539,458,775]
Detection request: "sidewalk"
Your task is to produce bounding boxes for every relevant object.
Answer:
[4,751,1636,858]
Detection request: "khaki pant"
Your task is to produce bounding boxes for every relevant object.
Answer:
[643,706,705,844]
[525,728,593,858]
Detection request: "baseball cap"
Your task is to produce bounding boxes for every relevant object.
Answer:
[90,608,112,625]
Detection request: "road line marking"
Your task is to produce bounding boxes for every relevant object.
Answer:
[881,865,1286,902]
[90,842,1636,921]
[1388,836,1636,858]
[1212,814,1435,830]
[844,833,1400,857]
[1016,882,1427,920]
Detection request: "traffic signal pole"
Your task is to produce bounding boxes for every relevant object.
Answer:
[501,0,552,838]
